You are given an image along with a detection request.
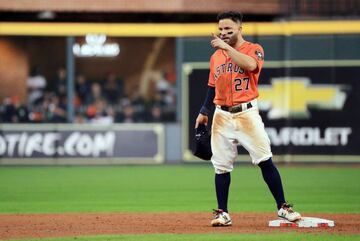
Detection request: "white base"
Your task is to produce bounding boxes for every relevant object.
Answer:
[269,217,335,228]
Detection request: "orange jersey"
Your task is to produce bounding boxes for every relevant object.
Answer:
[208,41,264,106]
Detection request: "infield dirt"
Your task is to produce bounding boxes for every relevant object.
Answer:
[0,212,359,240]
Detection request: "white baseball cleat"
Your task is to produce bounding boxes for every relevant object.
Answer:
[277,203,302,222]
[211,209,232,226]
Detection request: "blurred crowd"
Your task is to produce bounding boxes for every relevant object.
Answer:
[0,67,177,124]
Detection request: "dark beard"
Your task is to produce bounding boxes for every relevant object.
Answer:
[227,35,238,47]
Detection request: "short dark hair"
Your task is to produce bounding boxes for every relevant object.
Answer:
[217,11,243,23]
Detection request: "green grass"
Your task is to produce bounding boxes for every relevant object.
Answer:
[0,165,359,214]
[1,165,359,241]
[8,233,360,241]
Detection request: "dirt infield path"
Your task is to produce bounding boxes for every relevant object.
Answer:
[0,212,359,240]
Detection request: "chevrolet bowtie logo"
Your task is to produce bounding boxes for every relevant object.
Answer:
[259,77,347,119]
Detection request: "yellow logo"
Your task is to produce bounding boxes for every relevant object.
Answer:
[259,77,347,119]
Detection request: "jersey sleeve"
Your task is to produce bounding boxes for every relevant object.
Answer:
[247,44,265,74]
[208,55,215,87]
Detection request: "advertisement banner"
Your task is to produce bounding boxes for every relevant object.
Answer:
[0,124,164,165]
[183,62,360,162]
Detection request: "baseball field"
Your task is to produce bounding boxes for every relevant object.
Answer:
[0,164,359,241]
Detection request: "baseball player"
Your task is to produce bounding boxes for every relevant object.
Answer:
[195,11,301,226]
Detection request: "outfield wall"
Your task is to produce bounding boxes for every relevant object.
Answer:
[0,21,360,164]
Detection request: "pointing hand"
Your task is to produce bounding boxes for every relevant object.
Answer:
[211,33,229,50]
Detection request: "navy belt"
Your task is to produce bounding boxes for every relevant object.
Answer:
[220,102,252,113]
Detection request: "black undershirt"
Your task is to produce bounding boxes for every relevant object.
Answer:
[199,86,215,116]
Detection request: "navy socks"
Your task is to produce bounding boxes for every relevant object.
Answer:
[215,172,231,213]
[258,158,286,210]
[214,158,284,213]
